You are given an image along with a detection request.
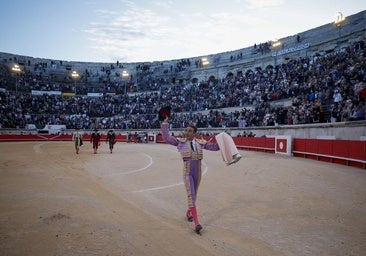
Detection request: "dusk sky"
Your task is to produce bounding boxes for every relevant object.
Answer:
[0,0,364,63]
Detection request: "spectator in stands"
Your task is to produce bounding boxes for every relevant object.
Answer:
[349,101,366,121]
[1,39,365,130]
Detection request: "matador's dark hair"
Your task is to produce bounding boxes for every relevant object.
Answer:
[187,123,197,133]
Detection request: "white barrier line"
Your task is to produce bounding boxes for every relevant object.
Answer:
[293,151,366,163]
[125,160,209,193]
[103,153,154,176]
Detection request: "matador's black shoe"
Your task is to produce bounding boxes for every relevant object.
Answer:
[186,210,193,222]
[195,224,202,234]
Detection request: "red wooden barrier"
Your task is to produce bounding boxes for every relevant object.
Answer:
[234,137,275,153]
[293,138,366,169]
[1,134,365,169]
[0,134,128,142]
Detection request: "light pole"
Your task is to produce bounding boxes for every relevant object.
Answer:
[71,70,79,95]
[334,12,346,40]
[272,39,282,66]
[11,64,21,94]
[201,57,209,80]
[122,70,129,94]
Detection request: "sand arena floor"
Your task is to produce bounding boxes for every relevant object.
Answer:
[0,141,365,256]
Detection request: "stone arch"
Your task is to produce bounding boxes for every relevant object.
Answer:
[265,64,274,69]
[191,77,199,84]
[226,72,234,78]
[236,70,243,77]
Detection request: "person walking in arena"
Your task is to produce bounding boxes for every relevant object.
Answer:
[106,129,116,153]
[72,128,83,154]
[90,129,101,154]
[160,113,220,234]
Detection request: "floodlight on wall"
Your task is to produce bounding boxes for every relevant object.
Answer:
[71,71,79,95]
[334,12,345,26]
[334,12,346,39]
[12,64,21,72]
[122,70,129,78]
[122,70,130,94]
[11,64,22,94]
[272,39,282,48]
[201,57,209,67]
[271,39,282,66]
[71,70,79,78]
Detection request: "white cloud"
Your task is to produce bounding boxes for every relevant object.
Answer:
[153,0,174,9]
[244,0,285,9]
[82,3,175,62]
[83,2,272,62]
[77,0,363,62]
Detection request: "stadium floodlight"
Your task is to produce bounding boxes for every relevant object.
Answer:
[271,39,282,66]
[11,64,22,94]
[122,70,130,94]
[334,12,345,26]
[272,39,282,48]
[334,12,346,39]
[122,70,129,78]
[201,57,209,67]
[71,70,79,95]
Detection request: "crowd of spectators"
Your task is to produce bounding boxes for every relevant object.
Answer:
[0,40,365,131]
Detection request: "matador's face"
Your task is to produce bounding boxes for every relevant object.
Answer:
[185,127,196,141]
